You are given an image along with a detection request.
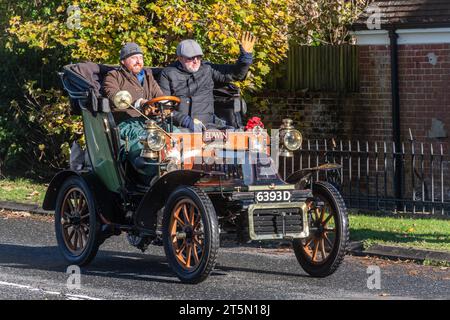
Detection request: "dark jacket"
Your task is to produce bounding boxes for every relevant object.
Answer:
[103,66,164,122]
[158,49,252,126]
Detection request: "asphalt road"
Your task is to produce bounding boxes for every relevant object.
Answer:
[0,210,449,300]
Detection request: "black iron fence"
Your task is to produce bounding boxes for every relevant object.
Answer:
[279,139,450,215]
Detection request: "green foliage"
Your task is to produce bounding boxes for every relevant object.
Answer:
[8,0,292,91]
[289,0,373,45]
[0,40,71,178]
[422,259,450,268]
[1,0,373,179]
[6,81,82,179]
[0,1,76,178]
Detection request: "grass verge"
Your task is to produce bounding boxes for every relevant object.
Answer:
[0,178,47,206]
[0,178,449,253]
[349,214,450,252]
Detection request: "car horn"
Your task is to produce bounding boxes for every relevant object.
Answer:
[113,90,151,120]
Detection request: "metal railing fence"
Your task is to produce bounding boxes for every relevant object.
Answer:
[279,139,450,215]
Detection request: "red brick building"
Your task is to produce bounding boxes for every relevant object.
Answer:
[253,0,450,214]
[351,0,450,145]
[255,0,450,148]
[253,1,450,211]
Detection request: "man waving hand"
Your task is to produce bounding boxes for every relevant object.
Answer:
[158,32,256,131]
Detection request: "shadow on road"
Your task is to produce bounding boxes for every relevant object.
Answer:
[0,243,309,284]
[0,243,179,284]
[214,264,309,279]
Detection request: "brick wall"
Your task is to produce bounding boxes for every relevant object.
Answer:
[251,90,356,140]
[251,43,450,204]
[252,43,450,149]
[398,44,450,146]
[355,45,392,142]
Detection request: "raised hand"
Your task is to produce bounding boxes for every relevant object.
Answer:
[240,31,256,53]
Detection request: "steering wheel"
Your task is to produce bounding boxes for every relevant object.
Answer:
[142,96,181,114]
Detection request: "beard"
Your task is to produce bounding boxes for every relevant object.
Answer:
[131,64,143,74]
[182,62,200,73]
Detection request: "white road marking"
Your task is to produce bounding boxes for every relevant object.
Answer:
[89,270,175,282]
[0,281,36,290]
[0,280,102,300]
[65,294,102,300]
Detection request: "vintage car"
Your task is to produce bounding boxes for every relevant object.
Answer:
[43,62,349,284]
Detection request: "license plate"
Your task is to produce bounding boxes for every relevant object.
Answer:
[255,190,292,203]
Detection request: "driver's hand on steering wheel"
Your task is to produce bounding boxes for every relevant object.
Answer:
[144,105,172,117]
[143,105,159,116]
[139,100,158,116]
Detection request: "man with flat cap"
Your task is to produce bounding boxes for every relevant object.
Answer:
[103,42,164,178]
[158,32,256,131]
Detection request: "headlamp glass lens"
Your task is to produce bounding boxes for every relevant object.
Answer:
[283,130,302,151]
[147,129,166,151]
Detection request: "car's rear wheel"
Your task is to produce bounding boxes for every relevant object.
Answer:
[55,176,101,266]
[293,181,349,277]
[162,186,219,284]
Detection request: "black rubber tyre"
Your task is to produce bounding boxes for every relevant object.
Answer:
[293,181,349,277]
[162,186,219,284]
[54,176,101,266]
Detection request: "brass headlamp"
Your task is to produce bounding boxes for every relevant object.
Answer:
[279,118,302,157]
[139,120,166,160]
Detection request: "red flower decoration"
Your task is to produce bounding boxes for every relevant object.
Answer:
[245,116,265,131]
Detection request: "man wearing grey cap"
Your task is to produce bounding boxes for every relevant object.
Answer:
[158,32,256,131]
[103,42,164,179]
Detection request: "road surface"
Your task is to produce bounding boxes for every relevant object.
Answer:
[0,210,448,300]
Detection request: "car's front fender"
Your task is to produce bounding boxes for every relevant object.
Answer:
[134,169,224,231]
[285,163,342,187]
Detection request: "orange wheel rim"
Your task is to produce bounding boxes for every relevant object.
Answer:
[169,199,204,271]
[61,187,90,255]
[302,199,336,264]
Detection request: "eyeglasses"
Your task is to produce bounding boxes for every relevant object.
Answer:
[185,55,202,62]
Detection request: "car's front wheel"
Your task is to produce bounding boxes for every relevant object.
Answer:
[162,186,219,284]
[54,176,101,266]
[293,181,349,277]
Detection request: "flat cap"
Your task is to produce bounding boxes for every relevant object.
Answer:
[176,39,203,58]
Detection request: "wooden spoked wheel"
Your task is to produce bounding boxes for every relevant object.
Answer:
[60,187,91,255]
[163,186,219,283]
[55,176,100,266]
[301,199,337,264]
[169,199,205,270]
[293,182,349,277]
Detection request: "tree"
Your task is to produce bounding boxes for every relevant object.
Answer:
[4,0,293,177]
[289,0,373,45]
[0,0,72,178]
[3,0,372,177]
[8,0,292,90]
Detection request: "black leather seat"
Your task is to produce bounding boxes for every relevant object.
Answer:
[213,84,246,129]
